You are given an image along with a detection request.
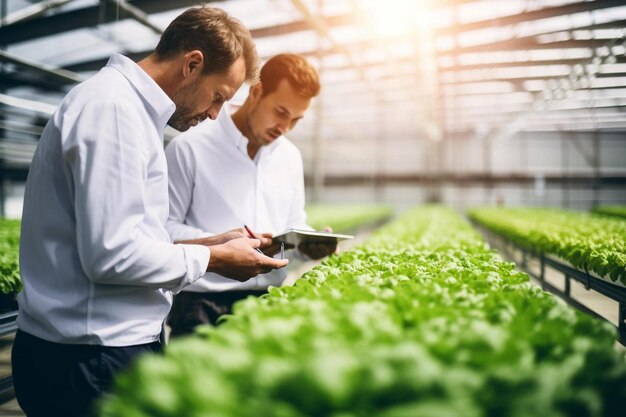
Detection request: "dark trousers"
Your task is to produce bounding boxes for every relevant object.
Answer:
[168,290,267,337]
[11,329,162,417]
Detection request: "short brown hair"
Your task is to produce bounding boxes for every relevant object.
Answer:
[260,54,320,99]
[155,6,259,83]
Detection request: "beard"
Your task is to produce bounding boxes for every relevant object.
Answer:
[168,82,203,132]
[168,106,196,132]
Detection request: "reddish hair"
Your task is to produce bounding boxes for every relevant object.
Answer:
[260,54,320,98]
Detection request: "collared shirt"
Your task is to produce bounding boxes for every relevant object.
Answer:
[165,108,311,292]
[17,54,210,346]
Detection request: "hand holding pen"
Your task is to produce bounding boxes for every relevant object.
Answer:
[244,225,285,259]
[243,225,266,255]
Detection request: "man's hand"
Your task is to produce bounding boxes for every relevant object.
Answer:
[298,226,338,260]
[206,237,289,282]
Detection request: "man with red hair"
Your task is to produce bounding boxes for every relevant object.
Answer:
[166,54,336,335]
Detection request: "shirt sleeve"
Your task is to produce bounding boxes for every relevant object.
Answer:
[164,137,213,242]
[64,100,209,291]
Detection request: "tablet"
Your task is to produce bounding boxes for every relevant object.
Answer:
[272,229,354,246]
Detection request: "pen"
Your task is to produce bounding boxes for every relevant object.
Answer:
[243,224,265,255]
[280,242,284,260]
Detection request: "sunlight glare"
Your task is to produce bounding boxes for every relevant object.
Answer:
[358,0,431,37]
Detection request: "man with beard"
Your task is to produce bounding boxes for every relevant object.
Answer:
[165,54,336,336]
[12,7,288,417]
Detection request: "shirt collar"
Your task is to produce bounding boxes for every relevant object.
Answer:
[105,53,176,131]
[218,106,284,160]
[218,106,249,151]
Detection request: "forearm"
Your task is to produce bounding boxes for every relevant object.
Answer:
[175,235,224,246]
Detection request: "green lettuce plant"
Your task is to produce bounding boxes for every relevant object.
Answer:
[0,219,21,295]
[306,204,393,233]
[101,207,626,417]
[468,207,626,285]
[592,206,626,220]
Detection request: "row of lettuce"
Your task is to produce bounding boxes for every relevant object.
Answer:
[101,207,626,417]
[0,206,393,297]
[0,219,21,295]
[3,204,623,294]
[306,204,394,234]
[469,207,626,286]
[593,205,626,220]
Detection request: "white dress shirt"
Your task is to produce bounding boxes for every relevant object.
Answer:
[165,108,311,292]
[17,54,210,346]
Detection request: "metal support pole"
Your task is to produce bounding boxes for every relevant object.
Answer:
[0,162,5,218]
[0,0,6,219]
[0,0,6,27]
[476,222,626,347]
[310,0,324,203]
[311,90,324,202]
[561,131,570,209]
[483,137,493,203]
[618,303,626,345]
[540,254,546,290]
[1,0,73,26]
[374,92,384,202]
[592,130,600,207]
[523,131,530,204]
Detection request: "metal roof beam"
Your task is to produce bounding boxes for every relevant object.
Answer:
[102,0,163,35]
[194,0,481,39]
[440,56,626,72]
[0,0,76,26]
[246,13,353,38]
[5,0,617,48]
[436,0,625,35]
[0,93,56,115]
[0,71,70,92]
[63,21,625,75]
[0,50,84,84]
[439,38,606,56]
[63,50,150,73]
[0,0,204,45]
[441,72,626,85]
